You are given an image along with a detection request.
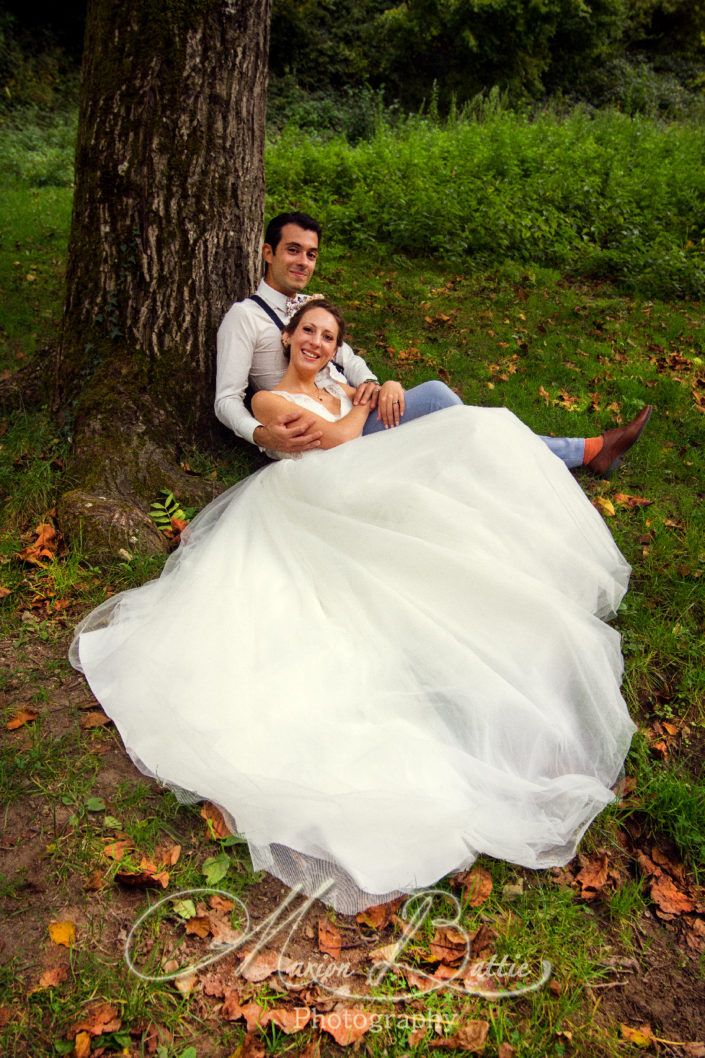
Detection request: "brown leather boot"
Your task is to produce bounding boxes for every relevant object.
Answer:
[585,406,653,476]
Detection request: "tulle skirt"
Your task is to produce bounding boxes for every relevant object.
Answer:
[69,405,635,914]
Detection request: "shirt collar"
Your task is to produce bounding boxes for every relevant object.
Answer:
[256,279,288,314]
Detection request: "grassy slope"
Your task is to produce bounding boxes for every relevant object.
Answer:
[1,180,704,1057]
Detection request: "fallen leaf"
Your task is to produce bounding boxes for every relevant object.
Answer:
[79,709,112,729]
[29,966,69,993]
[576,853,609,900]
[264,1007,311,1033]
[74,1030,91,1058]
[155,842,181,866]
[455,865,493,907]
[430,1019,489,1052]
[593,497,616,518]
[0,586,12,599]
[174,972,198,994]
[71,1001,121,1035]
[498,1044,516,1058]
[84,869,106,891]
[613,492,653,509]
[620,1023,654,1047]
[16,522,58,565]
[428,925,468,965]
[184,915,212,938]
[6,707,38,730]
[48,920,76,947]
[650,874,694,917]
[356,897,403,930]
[318,918,342,960]
[201,801,231,840]
[209,894,234,913]
[318,1007,376,1046]
[103,838,133,861]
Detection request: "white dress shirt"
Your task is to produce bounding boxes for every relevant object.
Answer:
[215,279,378,445]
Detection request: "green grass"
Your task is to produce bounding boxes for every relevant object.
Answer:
[2,114,705,1058]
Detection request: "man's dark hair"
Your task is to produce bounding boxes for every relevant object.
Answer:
[264,212,322,253]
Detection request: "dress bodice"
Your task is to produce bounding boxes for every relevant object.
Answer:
[263,379,353,460]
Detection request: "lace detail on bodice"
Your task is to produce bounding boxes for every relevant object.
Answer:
[263,380,353,460]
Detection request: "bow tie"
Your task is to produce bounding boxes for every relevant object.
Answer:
[284,292,324,319]
[283,294,311,317]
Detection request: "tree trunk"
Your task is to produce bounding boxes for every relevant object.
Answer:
[55,0,270,559]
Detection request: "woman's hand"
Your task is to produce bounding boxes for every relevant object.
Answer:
[376,380,406,428]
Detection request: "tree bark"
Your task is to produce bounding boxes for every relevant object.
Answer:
[55,0,270,559]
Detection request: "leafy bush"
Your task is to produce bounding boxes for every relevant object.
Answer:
[267,106,705,296]
[0,107,76,187]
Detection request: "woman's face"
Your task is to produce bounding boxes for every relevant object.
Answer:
[286,308,340,372]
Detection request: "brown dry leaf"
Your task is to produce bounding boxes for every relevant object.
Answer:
[79,709,112,729]
[185,915,213,938]
[428,925,467,965]
[231,1032,266,1058]
[221,991,267,1030]
[683,1044,705,1057]
[239,950,282,982]
[318,917,342,960]
[39,966,68,989]
[103,838,133,861]
[470,923,496,956]
[318,1007,376,1046]
[16,522,58,565]
[498,1044,516,1058]
[0,1006,13,1028]
[74,1030,91,1058]
[84,869,106,892]
[430,1019,489,1052]
[356,896,403,930]
[620,1023,654,1047]
[201,801,230,840]
[71,1001,121,1036]
[5,706,39,730]
[0,586,12,599]
[116,857,170,889]
[593,496,616,518]
[264,1007,311,1034]
[650,874,695,917]
[209,894,234,913]
[48,920,76,947]
[457,865,493,907]
[576,853,609,900]
[613,492,653,509]
[538,385,551,405]
[174,972,198,994]
[154,843,181,867]
[402,969,436,993]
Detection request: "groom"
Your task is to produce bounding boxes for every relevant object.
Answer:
[216,211,652,472]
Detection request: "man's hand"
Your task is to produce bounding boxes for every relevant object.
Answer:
[376,380,406,428]
[254,411,323,454]
[352,381,381,408]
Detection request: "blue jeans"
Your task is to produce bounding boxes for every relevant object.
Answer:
[361,381,586,469]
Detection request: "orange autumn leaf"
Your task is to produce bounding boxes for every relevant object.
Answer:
[455,865,493,907]
[155,842,181,867]
[102,838,133,861]
[184,915,212,938]
[650,874,695,917]
[264,1007,311,1034]
[209,894,234,913]
[318,917,342,960]
[79,709,112,729]
[16,522,58,565]
[613,492,653,509]
[620,1023,654,1047]
[356,896,403,930]
[318,1007,376,1046]
[48,920,76,947]
[429,1019,489,1052]
[74,1030,91,1058]
[6,706,38,730]
[29,966,69,993]
[201,801,231,840]
[593,496,616,518]
[71,1001,121,1036]
[428,925,468,965]
[576,853,609,900]
[0,586,12,599]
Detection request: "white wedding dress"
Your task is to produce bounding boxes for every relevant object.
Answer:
[70,384,636,914]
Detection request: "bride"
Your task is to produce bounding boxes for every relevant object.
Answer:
[70,300,636,915]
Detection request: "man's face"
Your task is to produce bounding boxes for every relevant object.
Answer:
[262,224,319,296]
